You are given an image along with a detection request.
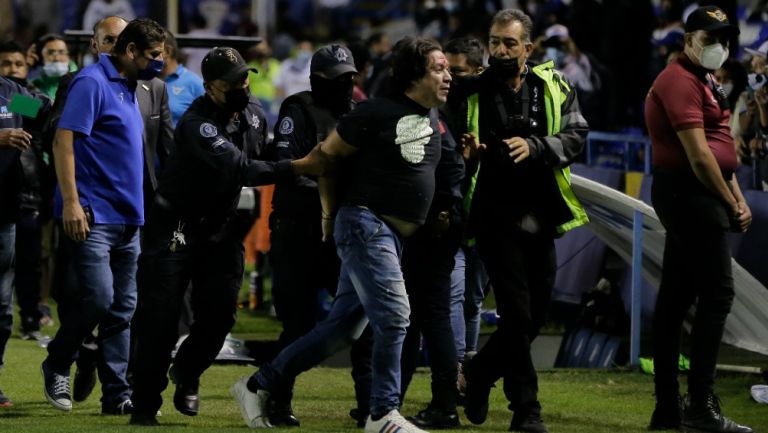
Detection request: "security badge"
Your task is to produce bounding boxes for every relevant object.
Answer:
[200,123,218,137]
[278,116,294,135]
[200,122,226,150]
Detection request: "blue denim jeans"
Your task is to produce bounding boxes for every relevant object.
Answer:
[255,205,410,418]
[0,223,15,369]
[45,224,140,404]
[449,247,466,360]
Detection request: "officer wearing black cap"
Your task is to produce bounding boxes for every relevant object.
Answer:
[646,6,752,433]
[129,46,324,426]
[264,44,363,427]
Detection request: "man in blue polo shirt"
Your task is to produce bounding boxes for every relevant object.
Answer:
[159,31,204,126]
[41,18,167,415]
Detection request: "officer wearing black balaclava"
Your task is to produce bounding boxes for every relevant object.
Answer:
[129,46,324,426]
[265,44,371,427]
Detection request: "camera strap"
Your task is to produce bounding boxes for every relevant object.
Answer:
[494,79,530,132]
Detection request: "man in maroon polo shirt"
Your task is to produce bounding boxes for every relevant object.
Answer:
[645,6,752,433]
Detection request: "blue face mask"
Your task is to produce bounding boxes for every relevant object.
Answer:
[137,56,164,81]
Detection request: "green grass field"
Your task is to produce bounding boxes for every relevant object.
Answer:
[1,303,767,432]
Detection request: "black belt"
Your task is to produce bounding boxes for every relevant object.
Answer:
[153,193,231,232]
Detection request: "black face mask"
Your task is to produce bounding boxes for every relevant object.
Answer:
[221,87,250,113]
[489,56,522,80]
[311,75,354,115]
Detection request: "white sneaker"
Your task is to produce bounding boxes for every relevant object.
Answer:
[365,409,429,433]
[230,376,272,428]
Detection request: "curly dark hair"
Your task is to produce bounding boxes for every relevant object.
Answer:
[389,36,442,94]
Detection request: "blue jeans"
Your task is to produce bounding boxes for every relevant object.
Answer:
[46,224,140,404]
[450,248,466,360]
[0,223,15,369]
[255,205,410,418]
[462,245,489,354]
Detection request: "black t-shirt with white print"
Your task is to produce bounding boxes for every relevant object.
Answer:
[336,94,441,225]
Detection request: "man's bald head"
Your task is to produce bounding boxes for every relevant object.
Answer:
[91,16,128,55]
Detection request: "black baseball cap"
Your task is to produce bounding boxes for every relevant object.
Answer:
[684,6,740,36]
[201,46,257,82]
[310,44,357,79]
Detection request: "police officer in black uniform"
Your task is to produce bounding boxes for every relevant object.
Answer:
[266,44,367,427]
[129,47,324,426]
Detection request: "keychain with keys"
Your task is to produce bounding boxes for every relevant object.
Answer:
[170,221,186,252]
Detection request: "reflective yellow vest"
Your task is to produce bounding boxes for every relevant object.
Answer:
[464,61,589,235]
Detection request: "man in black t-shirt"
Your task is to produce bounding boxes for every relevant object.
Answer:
[232,37,452,433]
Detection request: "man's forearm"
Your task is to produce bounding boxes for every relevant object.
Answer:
[689,152,737,208]
[731,176,746,204]
[52,129,78,205]
[319,175,339,219]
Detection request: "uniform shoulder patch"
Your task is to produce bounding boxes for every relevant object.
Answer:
[199,123,218,138]
[278,116,294,135]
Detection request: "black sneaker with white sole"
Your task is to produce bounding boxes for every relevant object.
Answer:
[41,361,72,411]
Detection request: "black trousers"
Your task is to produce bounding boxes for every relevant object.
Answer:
[14,209,42,332]
[651,170,734,401]
[131,205,244,415]
[400,224,461,412]
[472,226,555,411]
[270,214,340,351]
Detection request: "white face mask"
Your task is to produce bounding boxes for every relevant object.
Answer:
[693,38,728,71]
[42,61,69,77]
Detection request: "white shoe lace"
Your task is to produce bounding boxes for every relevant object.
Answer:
[53,374,70,397]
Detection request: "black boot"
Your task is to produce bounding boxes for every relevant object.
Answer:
[649,394,682,430]
[349,407,369,428]
[463,358,493,425]
[267,396,300,427]
[681,394,752,433]
[510,402,548,433]
[407,405,460,429]
[73,342,98,402]
[169,366,199,416]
